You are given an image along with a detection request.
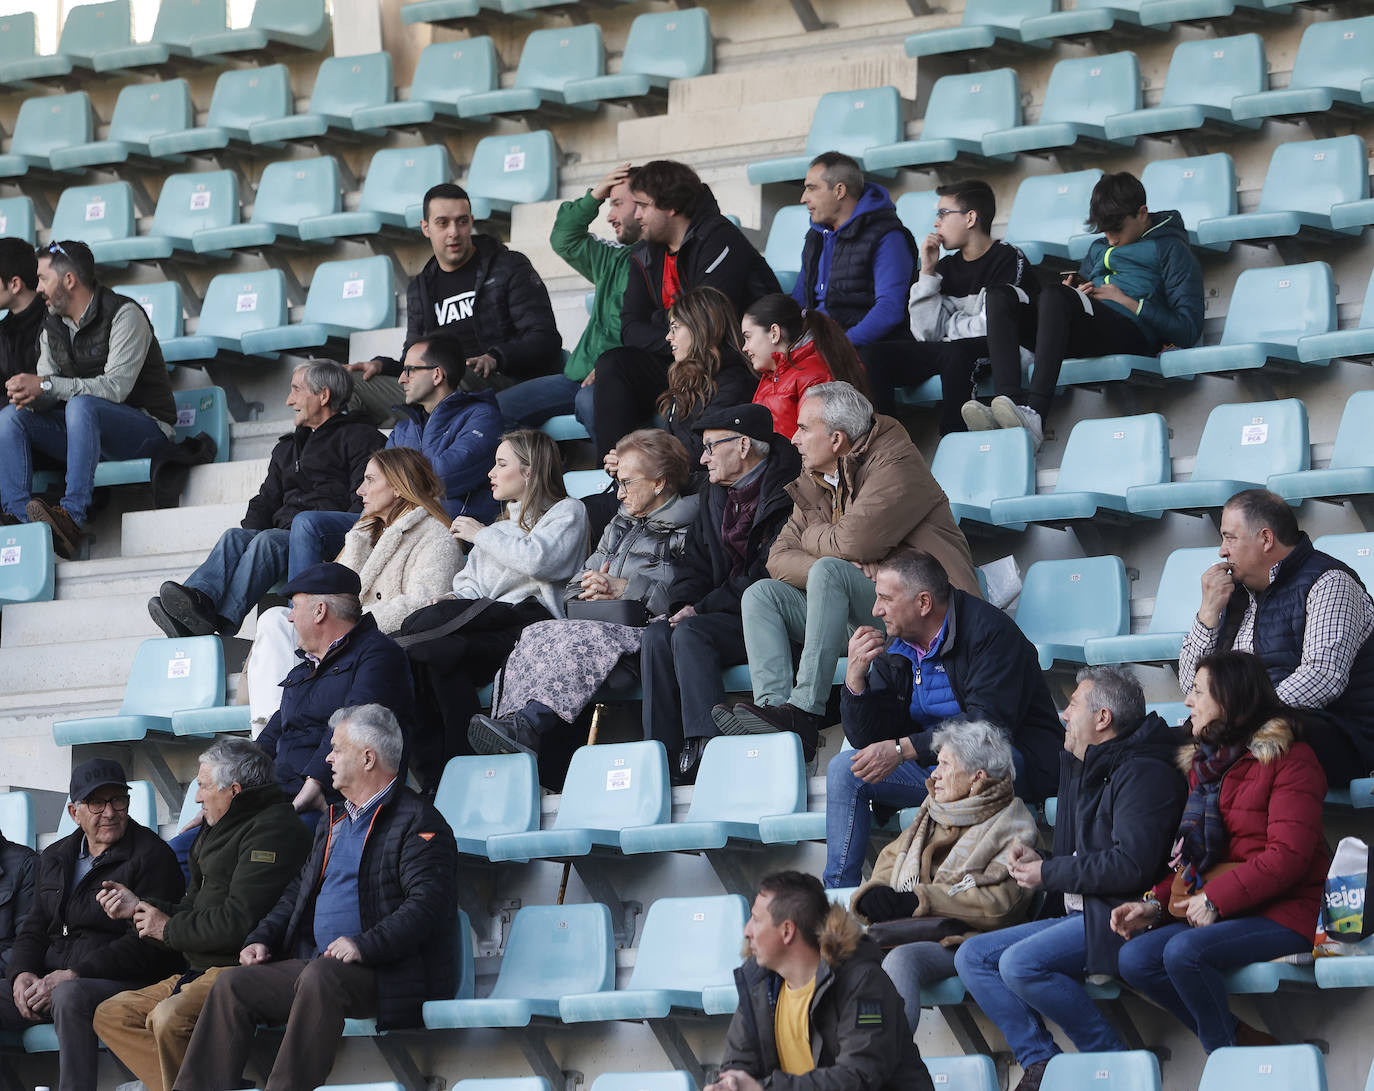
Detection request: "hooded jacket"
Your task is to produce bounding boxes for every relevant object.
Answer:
[722,905,934,1091]
[569,491,700,617]
[752,335,834,440]
[387,388,502,521]
[0,835,36,976]
[335,506,463,634]
[242,413,386,532]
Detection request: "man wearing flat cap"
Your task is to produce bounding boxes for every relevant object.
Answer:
[640,403,802,783]
[2,758,184,1091]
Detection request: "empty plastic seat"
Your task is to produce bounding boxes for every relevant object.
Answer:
[1316,951,1374,989]
[1196,1046,1327,1091]
[906,0,1053,58]
[921,1055,998,1091]
[747,87,903,185]
[149,66,293,158]
[0,522,54,608]
[1268,390,1374,502]
[587,1074,694,1091]
[1015,556,1130,669]
[351,38,498,129]
[1042,1051,1161,1089]
[866,69,1020,170]
[1196,135,1370,246]
[1159,263,1335,378]
[1083,546,1218,665]
[1299,266,1374,364]
[1141,0,1288,23]
[0,12,37,69]
[1021,0,1149,42]
[564,469,611,499]
[1002,170,1103,264]
[540,415,590,442]
[982,52,1140,157]
[90,0,229,71]
[423,903,614,1028]
[433,752,539,857]
[485,741,668,861]
[193,157,340,252]
[894,191,940,254]
[55,781,157,837]
[1137,153,1237,251]
[1223,961,1315,993]
[99,171,239,264]
[0,790,35,850]
[763,205,812,293]
[299,145,449,240]
[112,282,183,346]
[49,183,137,264]
[3,0,131,82]
[1147,702,1190,727]
[0,197,36,244]
[1232,17,1374,122]
[559,895,747,1021]
[238,255,396,356]
[50,80,194,170]
[189,0,330,57]
[0,92,92,177]
[1105,35,1265,140]
[162,271,289,363]
[251,52,394,142]
[1126,399,1308,516]
[401,0,482,25]
[1314,531,1374,587]
[562,9,713,106]
[931,429,1036,529]
[465,131,558,220]
[459,25,603,120]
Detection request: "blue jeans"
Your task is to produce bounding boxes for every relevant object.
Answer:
[495,373,595,434]
[0,395,166,522]
[1117,917,1311,1053]
[287,510,358,577]
[824,751,930,887]
[184,527,291,632]
[954,915,1127,1066]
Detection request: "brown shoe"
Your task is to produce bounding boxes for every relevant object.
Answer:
[25,498,83,559]
[1234,1020,1280,1048]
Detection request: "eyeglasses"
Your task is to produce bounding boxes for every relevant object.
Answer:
[702,434,744,455]
[933,208,967,220]
[399,364,439,376]
[615,476,650,494]
[82,795,130,815]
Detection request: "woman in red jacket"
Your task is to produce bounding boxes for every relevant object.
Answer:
[1111,651,1328,1052]
[740,294,869,439]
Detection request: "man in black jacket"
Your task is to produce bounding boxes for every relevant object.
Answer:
[2,759,185,1091]
[954,667,1186,1091]
[827,549,1063,887]
[641,404,802,783]
[592,160,780,457]
[148,361,383,638]
[0,831,35,980]
[0,238,44,386]
[174,704,458,1091]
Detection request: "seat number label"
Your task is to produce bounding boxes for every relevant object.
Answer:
[606,769,631,791]
[1242,423,1268,446]
[342,279,364,299]
[168,657,191,679]
[0,546,19,566]
[176,407,196,427]
[189,191,212,211]
[504,151,526,172]
[86,201,105,221]
[237,293,258,312]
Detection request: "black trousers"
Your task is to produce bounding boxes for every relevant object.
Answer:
[591,346,671,458]
[856,339,921,417]
[640,612,749,752]
[1307,717,1369,789]
[903,338,991,435]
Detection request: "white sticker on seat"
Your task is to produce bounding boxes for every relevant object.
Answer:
[85,201,106,222]
[1242,423,1268,445]
[0,545,20,566]
[342,279,365,299]
[504,152,526,172]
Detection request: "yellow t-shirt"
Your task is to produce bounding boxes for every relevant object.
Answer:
[774,976,817,1075]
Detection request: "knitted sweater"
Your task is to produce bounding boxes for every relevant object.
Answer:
[451,497,589,618]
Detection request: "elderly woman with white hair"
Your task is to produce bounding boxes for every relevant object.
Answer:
[850,721,1039,1029]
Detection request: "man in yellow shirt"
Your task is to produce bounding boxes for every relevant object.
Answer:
[708,871,934,1091]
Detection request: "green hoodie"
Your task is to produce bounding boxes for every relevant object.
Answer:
[549,191,631,381]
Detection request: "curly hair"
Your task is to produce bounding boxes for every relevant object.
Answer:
[656,285,740,420]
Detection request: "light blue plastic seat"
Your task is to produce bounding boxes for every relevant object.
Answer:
[4,0,131,82]
[1083,546,1218,665]
[620,734,806,854]
[894,191,939,255]
[1105,35,1264,141]
[866,69,1020,170]
[0,92,92,177]
[905,0,1054,58]
[540,415,589,442]
[1224,961,1315,993]
[0,518,53,609]
[351,38,498,128]
[1021,0,1149,42]
[983,52,1140,157]
[50,80,194,171]
[559,895,747,1021]
[1197,1046,1327,1091]
[400,0,482,26]
[90,0,228,72]
[485,741,668,861]
[1196,135,1369,246]
[1269,390,1374,502]
[238,255,395,356]
[1299,267,1374,364]
[193,157,340,252]
[1147,702,1190,727]
[251,52,394,143]
[1231,17,1374,122]
[466,131,558,220]
[433,752,539,857]
[922,1055,997,1090]
[587,1074,694,1091]
[149,66,293,158]
[189,0,331,57]
[50,183,137,264]
[1316,953,1374,989]
[1016,556,1130,669]
[163,271,289,363]
[111,282,183,345]
[423,904,613,1028]
[1141,0,1288,23]
[747,87,903,185]
[1159,263,1335,378]
[1127,399,1308,516]
[99,171,239,264]
[1314,531,1374,587]
[1002,170,1102,264]
[0,12,36,69]
[1136,153,1237,251]
[564,469,611,499]
[459,25,603,120]
[763,204,811,294]
[53,780,157,839]
[1042,1051,1161,1089]
[931,429,1036,529]
[0,791,35,850]
[299,145,449,240]
[562,9,713,106]
[0,195,32,245]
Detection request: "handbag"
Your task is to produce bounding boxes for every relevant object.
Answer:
[864,917,966,949]
[1168,861,1242,917]
[564,598,651,627]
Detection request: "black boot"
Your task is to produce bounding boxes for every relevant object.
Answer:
[468,711,541,757]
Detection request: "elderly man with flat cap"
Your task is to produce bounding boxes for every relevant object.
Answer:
[2,758,184,1091]
[640,403,803,782]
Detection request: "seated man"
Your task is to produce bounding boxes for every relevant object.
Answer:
[2,760,185,1091]
[707,870,934,1091]
[1180,487,1374,785]
[826,549,1063,887]
[0,240,175,556]
[713,382,979,759]
[641,403,801,783]
[0,827,36,982]
[172,704,459,1091]
[92,739,313,1091]
[147,361,384,638]
[0,237,46,386]
[954,667,1187,1091]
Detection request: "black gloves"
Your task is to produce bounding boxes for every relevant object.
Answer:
[855,885,921,922]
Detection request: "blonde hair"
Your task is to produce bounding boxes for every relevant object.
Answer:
[497,429,568,532]
[353,447,450,546]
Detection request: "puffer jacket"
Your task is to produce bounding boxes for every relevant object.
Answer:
[566,492,699,617]
[752,334,833,440]
[1150,719,1328,940]
[242,413,386,532]
[387,389,502,520]
[335,506,463,634]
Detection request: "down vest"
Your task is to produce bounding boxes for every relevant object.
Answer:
[242,413,386,532]
[335,506,463,634]
[567,492,700,617]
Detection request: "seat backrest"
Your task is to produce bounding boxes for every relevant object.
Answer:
[197,270,289,340]
[932,429,1035,512]
[1312,532,1374,588]
[307,51,393,115]
[207,65,294,129]
[248,0,328,36]
[1038,51,1140,125]
[467,130,558,206]
[626,894,747,991]
[685,734,806,823]
[513,24,603,93]
[1016,556,1130,647]
[108,79,193,143]
[1141,153,1236,234]
[1218,263,1335,347]
[1004,170,1103,246]
[1257,134,1368,215]
[11,91,92,159]
[150,170,239,240]
[59,0,131,56]
[960,0,1053,29]
[301,255,396,332]
[804,86,902,158]
[1290,15,1374,93]
[0,791,35,850]
[173,387,231,459]
[1043,1051,1162,1090]
[894,190,939,246]
[1327,390,1374,471]
[176,779,200,831]
[57,780,158,838]
[1054,414,1169,496]
[923,69,1020,142]
[51,182,136,245]
[113,281,183,343]
[457,1080,550,1091]
[552,740,669,831]
[251,156,340,224]
[489,903,615,1000]
[922,1055,998,1091]
[119,635,226,717]
[1197,1046,1327,1091]
[0,521,54,609]
[151,0,228,46]
[592,1075,694,1091]
[763,204,812,276]
[1159,34,1264,108]
[411,37,499,103]
[1147,547,1221,635]
[620,8,712,81]
[434,753,540,842]
[359,145,450,217]
[1191,399,1309,482]
[0,11,37,62]
[0,196,36,244]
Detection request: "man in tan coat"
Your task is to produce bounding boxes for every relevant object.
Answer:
[713,381,977,757]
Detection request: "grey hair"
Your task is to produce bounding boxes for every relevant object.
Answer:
[1075,665,1146,731]
[931,721,1015,781]
[800,381,873,442]
[313,592,363,623]
[877,549,951,605]
[198,737,275,791]
[330,703,404,772]
[293,359,354,409]
[748,436,771,458]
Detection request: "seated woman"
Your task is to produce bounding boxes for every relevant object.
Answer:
[467,429,698,773]
[1112,650,1328,1053]
[851,721,1039,1032]
[659,286,756,461]
[740,293,871,438]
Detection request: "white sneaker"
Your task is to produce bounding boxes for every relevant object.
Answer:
[990,395,1043,451]
[961,400,996,431]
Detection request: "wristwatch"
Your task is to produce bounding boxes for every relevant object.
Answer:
[1203,894,1218,915]
[39,379,52,392]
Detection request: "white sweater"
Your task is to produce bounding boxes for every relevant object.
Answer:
[450,497,589,618]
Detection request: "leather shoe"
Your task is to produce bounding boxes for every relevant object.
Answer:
[1234,1021,1280,1048]
[675,737,708,784]
[148,596,193,638]
[26,498,82,559]
[0,512,19,526]
[1012,1059,1049,1091]
[158,580,220,636]
[727,701,822,761]
[468,712,540,758]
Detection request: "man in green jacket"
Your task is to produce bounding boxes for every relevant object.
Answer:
[91,739,312,1091]
[497,164,640,436]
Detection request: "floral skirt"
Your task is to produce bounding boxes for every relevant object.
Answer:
[495,619,645,722]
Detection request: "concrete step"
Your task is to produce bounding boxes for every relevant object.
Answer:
[2,593,164,649]
[121,502,244,557]
[180,459,269,508]
[228,418,291,463]
[54,550,211,599]
[1,637,149,698]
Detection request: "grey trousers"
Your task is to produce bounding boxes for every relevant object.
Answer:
[883,941,959,1031]
[0,975,132,1091]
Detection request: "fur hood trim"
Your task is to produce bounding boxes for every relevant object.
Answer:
[1175,716,1295,772]
[818,904,864,966]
